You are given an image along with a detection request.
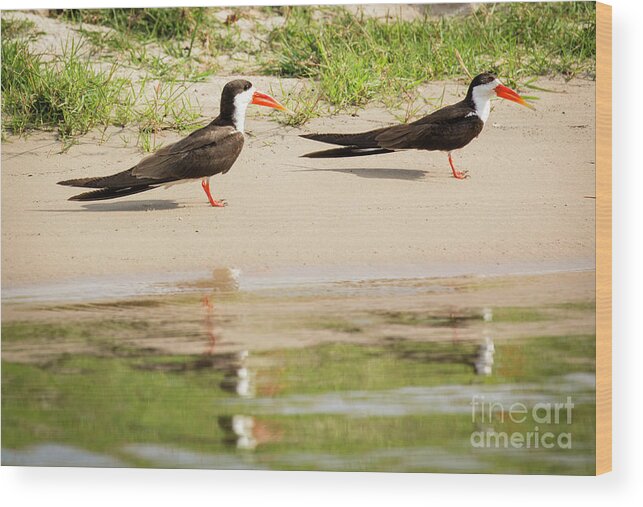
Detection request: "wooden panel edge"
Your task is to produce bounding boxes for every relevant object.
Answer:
[595,1,612,476]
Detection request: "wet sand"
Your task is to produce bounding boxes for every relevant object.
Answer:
[2,270,595,363]
[1,77,595,290]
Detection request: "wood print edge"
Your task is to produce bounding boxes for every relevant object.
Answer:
[595,1,612,476]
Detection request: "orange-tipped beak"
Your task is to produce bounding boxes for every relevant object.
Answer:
[251,91,286,111]
[494,84,534,110]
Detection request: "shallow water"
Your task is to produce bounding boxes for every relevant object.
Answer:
[1,269,596,474]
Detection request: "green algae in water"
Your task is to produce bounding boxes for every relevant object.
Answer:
[2,334,596,474]
[1,274,596,474]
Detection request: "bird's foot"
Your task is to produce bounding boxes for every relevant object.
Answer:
[209,199,227,207]
[201,180,226,207]
[447,153,469,180]
[452,169,469,180]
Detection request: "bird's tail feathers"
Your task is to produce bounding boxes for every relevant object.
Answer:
[300,130,393,158]
[301,146,393,158]
[300,130,383,148]
[58,168,141,189]
[68,185,156,201]
[58,176,107,188]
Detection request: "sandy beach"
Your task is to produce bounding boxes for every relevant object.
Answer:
[1,76,595,291]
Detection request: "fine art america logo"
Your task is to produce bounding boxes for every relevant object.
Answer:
[470,396,575,449]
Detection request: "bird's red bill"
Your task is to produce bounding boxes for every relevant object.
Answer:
[495,84,534,109]
[252,91,286,111]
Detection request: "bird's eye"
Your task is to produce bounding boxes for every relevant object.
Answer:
[244,83,251,91]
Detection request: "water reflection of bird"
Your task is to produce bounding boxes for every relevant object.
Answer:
[475,335,495,375]
[202,295,219,355]
[219,350,255,398]
[210,267,241,292]
[232,415,257,450]
[475,308,495,375]
[218,415,283,451]
[182,267,242,293]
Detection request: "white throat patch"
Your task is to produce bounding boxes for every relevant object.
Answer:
[232,86,255,133]
[471,79,501,123]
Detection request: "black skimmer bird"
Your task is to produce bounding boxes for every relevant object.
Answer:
[300,73,533,179]
[58,79,285,206]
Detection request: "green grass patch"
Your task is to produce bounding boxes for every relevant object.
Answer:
[1,38,126,139]
[58,7,255,55]
[58,7,251,78]
[1,37,200,147]
[263,3,596,109]
[1,16,39,40]
[119,78,202,152]
[269,81,327,127]
[58,8,206,42]
[76,27,217,83]
[2,4,596,137]
[1,333,596,473]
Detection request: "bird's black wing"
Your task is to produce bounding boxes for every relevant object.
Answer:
[300,101,484,157]
[132,125,244,180]
[59,125,245,190]
[300,128,388,149]
[376,110,484,152]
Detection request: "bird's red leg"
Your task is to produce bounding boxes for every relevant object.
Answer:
[202,295,217,355]
[448,153,469,180]
[201,179,226,207]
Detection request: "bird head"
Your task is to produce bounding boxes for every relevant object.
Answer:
[222,79,285,111]
[468,73,534,109]
[222,79,286,132]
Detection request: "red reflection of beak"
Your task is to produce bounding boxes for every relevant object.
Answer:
[251,91,286,111]
[494,84,534,110]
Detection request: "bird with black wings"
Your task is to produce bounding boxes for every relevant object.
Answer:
[300,73,533,179]
[59,79,285,206]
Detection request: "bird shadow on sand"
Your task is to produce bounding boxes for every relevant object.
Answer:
[296,167,430,181]
[41,200,182,212]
